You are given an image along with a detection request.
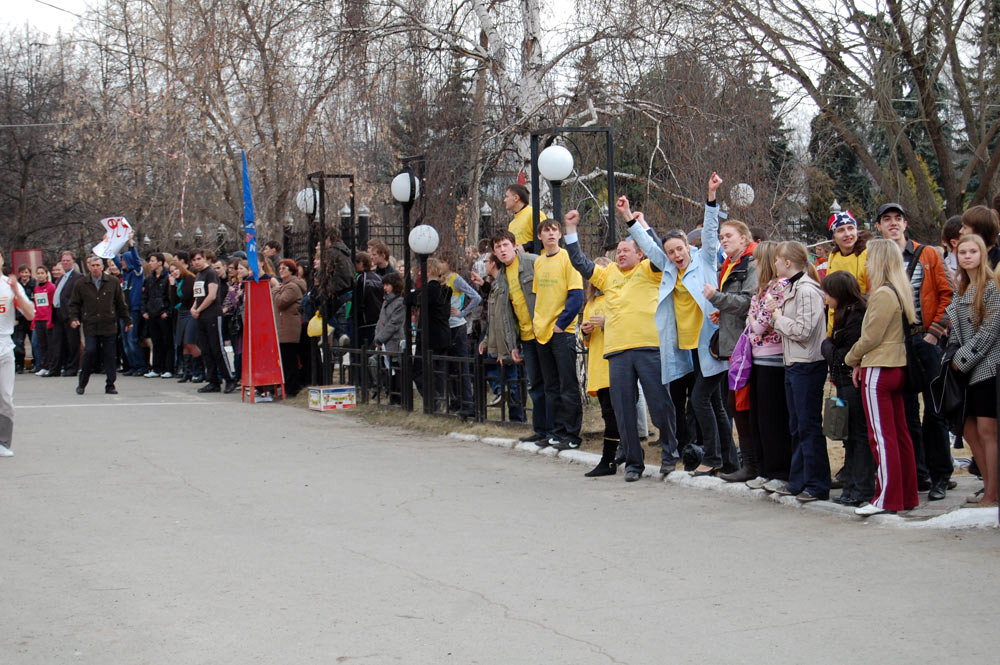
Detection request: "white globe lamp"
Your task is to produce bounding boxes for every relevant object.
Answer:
[295,187,318,215]
[408,224,440,256]
[538,144,574,182]
[729,182,755,209]
[391,172,420,204]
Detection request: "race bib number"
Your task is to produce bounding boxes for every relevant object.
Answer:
[34,292,49,307]
[0,296,8,314]
[193,281,206,298]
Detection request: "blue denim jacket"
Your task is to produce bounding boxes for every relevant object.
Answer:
[628,203,728,383]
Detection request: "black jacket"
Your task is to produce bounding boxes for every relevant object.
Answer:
[68,274,132,336]
[142,269,170,317]
[53,270,83,320]
[406,280,451,352]
[822,301,866,388]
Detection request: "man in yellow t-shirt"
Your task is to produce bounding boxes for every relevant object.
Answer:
[532,219,584,449]
[564,204,679,482]
[488,230,552,443]
[504,184,546,254]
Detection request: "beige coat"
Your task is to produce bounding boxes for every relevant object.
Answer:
[274,277,306,344]
[844,286,906,368]
[771,273,826,364]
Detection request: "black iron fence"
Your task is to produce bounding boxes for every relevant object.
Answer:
[322,345,533,426]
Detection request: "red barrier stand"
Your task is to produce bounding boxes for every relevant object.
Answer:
[241,280,285,403]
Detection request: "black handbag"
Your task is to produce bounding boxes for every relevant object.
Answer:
[930,345,967,435]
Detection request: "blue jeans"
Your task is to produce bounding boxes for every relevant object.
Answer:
[121,311,146,372]
[608,349,678,473]
[520,339,552,437]
[486,355,525,422]
[784,360,831,497]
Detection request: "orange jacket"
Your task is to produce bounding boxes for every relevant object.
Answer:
[905,240,953,339]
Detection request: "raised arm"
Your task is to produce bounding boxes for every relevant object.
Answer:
[563,209,596,280]
[700,172,722,269]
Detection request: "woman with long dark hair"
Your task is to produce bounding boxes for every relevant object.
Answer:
[821,271,874,506]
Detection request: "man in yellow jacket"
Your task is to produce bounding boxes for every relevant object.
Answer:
[564,201,679,482]
[505,184,546,254]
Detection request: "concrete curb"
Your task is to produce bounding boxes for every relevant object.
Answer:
[446,432,999,531]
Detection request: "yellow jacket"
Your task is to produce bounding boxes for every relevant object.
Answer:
[826,248,868,335]
[583,296,609,395]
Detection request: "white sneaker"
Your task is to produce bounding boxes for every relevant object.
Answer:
[745,476,769,490]
[144,370,160,378]
[762,478,785,493]
[160,371,173,379]
[0,446,13,457]
[855,503,887,517]
[35,369,49,376]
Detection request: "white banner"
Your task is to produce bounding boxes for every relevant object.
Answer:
[91,217,132,259]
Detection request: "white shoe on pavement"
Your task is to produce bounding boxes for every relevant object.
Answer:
[855,503,887,517]
[0,446,13,457]
[35,369,49,376]
[144,370,160,378]
[160,371,173,379]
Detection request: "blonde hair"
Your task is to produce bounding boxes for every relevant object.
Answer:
[721,219,752,245]
[426,257,443,279]
[776,241,820,282]
[955,234,994,327]
[753,241,780,294]
[586,257,612,301]
[865,239,918,324]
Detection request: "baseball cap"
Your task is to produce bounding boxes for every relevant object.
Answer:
[876,202,906,221]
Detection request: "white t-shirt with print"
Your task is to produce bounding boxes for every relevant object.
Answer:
[0,278,27,356]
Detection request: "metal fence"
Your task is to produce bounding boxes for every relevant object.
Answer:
[323,344,534,426]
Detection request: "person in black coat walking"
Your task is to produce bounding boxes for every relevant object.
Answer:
[68,256,132,394]
[141,252,174,377]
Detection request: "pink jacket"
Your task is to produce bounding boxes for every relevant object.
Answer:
[747,278,789,357]
[31,282,56,329]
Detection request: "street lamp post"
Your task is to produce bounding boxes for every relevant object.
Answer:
[479,201,492,243]
[173,231,183,250]
[537,144,574,226]
[356,203,371,250]
[392,167,420,411]
[530,127,616,249]
[216,223,227,255]
[194,226,204,246]
[408,224,440,414]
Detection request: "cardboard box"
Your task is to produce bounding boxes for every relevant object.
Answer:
[309,385,357,411]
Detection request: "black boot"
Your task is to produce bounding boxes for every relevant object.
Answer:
[585,439,619,478]
[176,356,192,383]
[720,441,758,482]
[190,356,205,383]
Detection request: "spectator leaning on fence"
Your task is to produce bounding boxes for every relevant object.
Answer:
[565,200,679,482]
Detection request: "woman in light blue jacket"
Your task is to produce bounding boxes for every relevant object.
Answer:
[626,173,737,475]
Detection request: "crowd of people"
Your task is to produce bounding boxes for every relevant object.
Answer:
[3,171,999,519]
[465,173,997,517]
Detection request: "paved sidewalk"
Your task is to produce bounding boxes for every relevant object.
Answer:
[2,374,999,664]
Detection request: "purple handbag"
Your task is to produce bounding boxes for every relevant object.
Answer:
[727,325,753,390]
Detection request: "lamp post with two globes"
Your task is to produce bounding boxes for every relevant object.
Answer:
[391,166,421,411]
[408,224,440,414]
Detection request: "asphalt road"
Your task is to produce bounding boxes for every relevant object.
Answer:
[2,374,998,664]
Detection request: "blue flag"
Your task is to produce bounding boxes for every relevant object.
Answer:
[241,151,260,280]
